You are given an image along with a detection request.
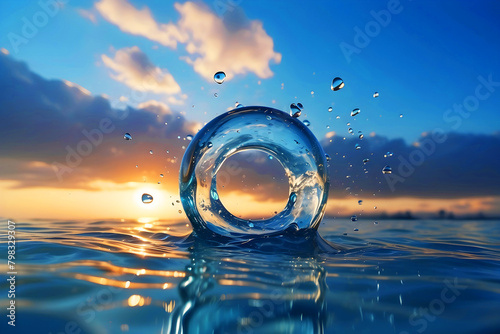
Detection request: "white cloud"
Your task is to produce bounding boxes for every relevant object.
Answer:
[138,100,171,114]
[101,46,181,94]
[95,0,281,81]
[95,0,186,48]
[77,8,98,24]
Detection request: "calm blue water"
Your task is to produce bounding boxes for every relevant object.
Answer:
[1,218,500,333]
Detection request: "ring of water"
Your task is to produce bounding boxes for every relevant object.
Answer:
[180,106,329,237]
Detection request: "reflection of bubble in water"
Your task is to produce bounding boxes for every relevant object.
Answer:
[213,71,226,84]
[179,106,329,237]
[141,193,153,204]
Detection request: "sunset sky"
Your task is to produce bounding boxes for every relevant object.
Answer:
[1,0,499,220]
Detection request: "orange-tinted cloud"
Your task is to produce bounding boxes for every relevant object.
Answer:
[95,0,281,81]
[101,46,181,95]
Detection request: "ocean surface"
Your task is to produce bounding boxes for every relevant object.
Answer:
[1,218,500,334]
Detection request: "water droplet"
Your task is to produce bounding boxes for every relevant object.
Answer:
[290,103,302,117]
[348,128,353,134]
[374,206,377,209]
[325,154,331,162]
[235,102,243,108]
[400,114,403,118]
[166,150,170,154]
[266,115,272,121]
[290,192,297,203]
[382,165,392,174]
[214,93,218,98]
[353,228,359,232]
[178,210,182,214]
[374,221,379,225]
[359,134,364,139]
[331,77,344,91]
[141,193,153,204]
[124,133,132,140]
[328,106,333,112]
[160,174,164,177]
[351,215,358,222]
[355,143,361,150]
[373,92,379,98]
[346,122,351,126]
[213,71,226,84]
[149,150,153,154]
[135,165,138,168]
[363,158,370,163]
[384,152,393,158]
[358,200,363,205]
[336,115,340,119]
[186,134,193,141]
[248,222,254,228]
[297,102,304,109]
[303,120,311,126]
[207,142,213,148]
[351,108,361,117]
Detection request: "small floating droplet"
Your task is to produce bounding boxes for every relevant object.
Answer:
[149,150,153,154]
[351,215,358,222]
[303,120,311,126]
[207,142,213,148]
[124,133,132,140]
[355,143,361,150]
[214,93,218,98]
[384,152,393,158]
[358,200,363,205]
[373,92,379,98]
[348,128,353,134]
[382,165,392,174]
[351,108,361,117]
[266,115,272,120]
[213,71,226,84]
[268,155,273,160]
[374,221,379,225]
[290,192,297,203]
[325,154,331,162]
[336,115,340,119]
[160,174,164,177]
[248,222,254,228]
[297,102,304,109]
[234,102,243,108]
[353,228,359,232]
[359,134,364,139]
[290,103,302,117]
[331,77,344,91]
[328,106,333,112]
[141,193,153,204]
[186,134,193,141]
[400,114,403,118]
[363,158,370,163]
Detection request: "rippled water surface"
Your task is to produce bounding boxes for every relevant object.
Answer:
[1,218,500,333]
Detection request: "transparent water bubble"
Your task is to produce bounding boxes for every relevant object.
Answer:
[359,134,364,139]
[297,102,304,109]
[142,193,153,204]
[149,150,153,154]
[186,135,193,141]
[179,106,329,237]
[353,228,359,231]
[384,152,393,158]
[213,71,226,84]
[382,165,392,174]
[358,200,363,205]
[351,215,357,222]
[373,92,379,98]
[351,108,360,117]
[328,107,333,112]
[303,120,311,126]
[348,128,353,134]
[124,133,132,140]
[363,158,370,163]
[400,114,403,118]
[214,93,218,98]
[160,174,164,177]
[355,143,361,150]
[234,102,243,108]
[290,103,302,118]
[331,77,344,91]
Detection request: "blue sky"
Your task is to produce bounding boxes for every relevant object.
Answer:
[1,0,499,219]
[1,0,499,142]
